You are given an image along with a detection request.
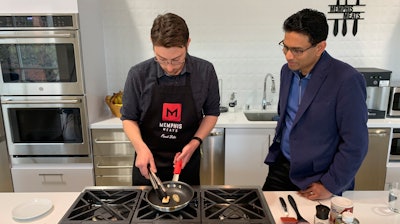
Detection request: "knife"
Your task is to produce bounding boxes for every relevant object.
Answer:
[279,197,288,216]
[172,159,182,181]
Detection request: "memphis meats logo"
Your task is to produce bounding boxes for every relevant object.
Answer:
[159,103,183,136]
[327,0,365,36]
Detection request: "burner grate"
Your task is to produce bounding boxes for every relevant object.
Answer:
[59,186,275,224]
[59,189,141,223]
[201,188,275,223]
[132,190,201,223]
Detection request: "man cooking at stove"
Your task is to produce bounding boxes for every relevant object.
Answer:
[262,8,368,200]
[121,13,220,186]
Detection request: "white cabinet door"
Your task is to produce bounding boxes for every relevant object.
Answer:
[11,163,93,192]
[225,128,275,187]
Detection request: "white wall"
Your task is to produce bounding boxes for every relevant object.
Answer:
[100,0,400,109]
[4,0,398,109]
[0,0,78,13]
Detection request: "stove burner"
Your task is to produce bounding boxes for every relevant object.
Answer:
[133,191,201,223]
[59,186,275,224]
[60,188,141,223]
[202,188,272,223]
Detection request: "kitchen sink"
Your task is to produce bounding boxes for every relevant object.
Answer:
[244,111,279,121]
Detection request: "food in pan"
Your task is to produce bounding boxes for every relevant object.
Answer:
[172,193,180,203]
[162,195,170,204]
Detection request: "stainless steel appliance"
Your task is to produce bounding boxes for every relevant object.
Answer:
[356,67,391,119]
[0,14,84,95]
[200,128,225,185]
[390,129,400,162]
[59,186,275,223]
[0,108,13,192]
[91,129,134,186]
[0,14,93,192]
[1,95,90,164]
[387,87,400,117]
[355,128,390,190]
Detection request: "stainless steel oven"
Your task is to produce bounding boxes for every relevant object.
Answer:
[0,14,84,95]
[390,128,400,162]
[1,95,90,164]
[388,87,400,117]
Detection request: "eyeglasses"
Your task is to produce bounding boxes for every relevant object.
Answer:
[278,40,316,57]
[154,57,185,66]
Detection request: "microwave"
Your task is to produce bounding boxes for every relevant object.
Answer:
[387,87,400,117]
[390,129,400,162]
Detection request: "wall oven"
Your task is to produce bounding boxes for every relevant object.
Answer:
[0,14,84,95]
[1,95,90,164]
[387,87,400,117]
[390,128,400,162]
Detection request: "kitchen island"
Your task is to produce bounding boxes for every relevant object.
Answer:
[0,190,398,223]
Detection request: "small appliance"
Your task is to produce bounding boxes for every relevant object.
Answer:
[387,87,400,117]
[356,67,391,119]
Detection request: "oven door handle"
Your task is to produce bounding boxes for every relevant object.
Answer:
[94,139,131,144]
[1,99,81,104]
[0,33,73,38]
[96,162,133,169]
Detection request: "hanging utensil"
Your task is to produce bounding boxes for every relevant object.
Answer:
[288,195,309,223]
[353,0,360,36]
[342,0,348,36]
[333,0,340,36]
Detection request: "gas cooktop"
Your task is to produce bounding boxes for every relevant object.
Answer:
[59,186,275,224]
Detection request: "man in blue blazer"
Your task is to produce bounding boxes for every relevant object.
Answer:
[263,9,368,200]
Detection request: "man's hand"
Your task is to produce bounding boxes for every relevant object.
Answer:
[298,182,333,200]
[135,146,155,179]
[175,138,200,168]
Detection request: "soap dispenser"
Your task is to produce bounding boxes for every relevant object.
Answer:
[228,92,237,112]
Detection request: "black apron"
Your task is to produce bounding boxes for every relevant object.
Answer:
[133,74,202,185]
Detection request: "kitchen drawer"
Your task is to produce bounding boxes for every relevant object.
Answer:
[95,175,132,186]
[11,163,94,192]
[91,129,134,156]
[94,155,133,175]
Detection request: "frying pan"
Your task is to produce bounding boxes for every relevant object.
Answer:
[146,181,194,212]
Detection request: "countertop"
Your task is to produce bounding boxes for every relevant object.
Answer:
[91,109,400,129]
[1,190,399,223]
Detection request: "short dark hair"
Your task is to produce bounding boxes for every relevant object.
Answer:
[150,13,189,48]
[283,8,329,45]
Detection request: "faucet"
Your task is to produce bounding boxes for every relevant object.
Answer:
[261,73,276,110]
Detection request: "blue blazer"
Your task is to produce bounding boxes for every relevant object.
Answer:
[265,51,369,195]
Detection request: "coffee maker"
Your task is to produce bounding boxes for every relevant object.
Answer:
[356,67,391,119]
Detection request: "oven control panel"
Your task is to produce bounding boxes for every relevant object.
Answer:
[356,67,392,87]
[0,14,77,29]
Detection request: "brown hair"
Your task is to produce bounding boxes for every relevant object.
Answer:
[151,13,189,48]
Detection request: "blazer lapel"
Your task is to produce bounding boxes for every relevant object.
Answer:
[292,52,332,126]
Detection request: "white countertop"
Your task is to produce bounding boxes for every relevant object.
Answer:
[265,191,400,224]
[0,192,79,224]
[90,110,400,129]
[0,190,399,223]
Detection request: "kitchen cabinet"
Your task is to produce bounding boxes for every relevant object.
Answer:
[91,129,134,186]
[225,128,275,186]
[11,163,93,192]
[386,162,400,189]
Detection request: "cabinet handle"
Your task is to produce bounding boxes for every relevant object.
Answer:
[96,162,133,169]
[38,173,65,184]
[209,132,224,136]
[368,129,388,137]
[94,139,131,144]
